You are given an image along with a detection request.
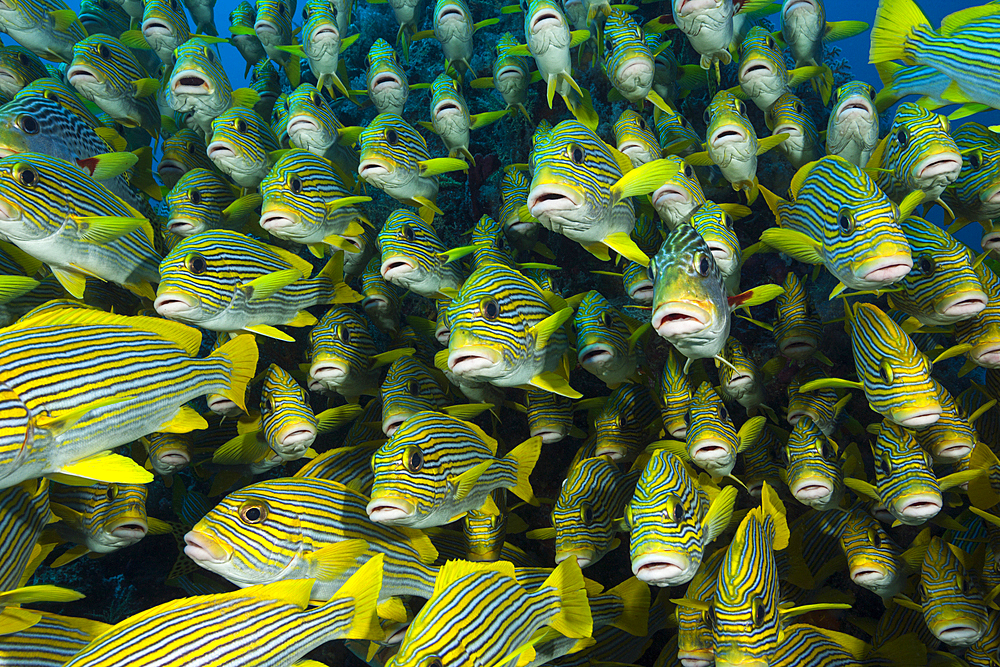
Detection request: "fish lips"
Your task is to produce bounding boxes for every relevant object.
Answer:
[890,405,942,429]
[891,492,942,524]
[529,425,568,444]
[631,551,693,586]
[447,345,500,376]
[152,448,191,474]
[854,253,913,288]
[153,291,201,319]
[528,7,563,34]
[142,17,175,38]
[652,301,710,338]
[66,64,102,90]
[933,621,986,648]
[259,204,301,232]
[934,289,988,322]
[848,563,891,587]
[914,151,962,186]
[170,69,213,95]
[554,548,596,569]
[310,359,349,384]
[183,529,232,565]
[578,342,616,373]
[971,341,1000,368]
[380,255,418,283]
[358,157,391,184]
[274,424,318,454]
[527,184,582,224]
[366,496,415,523]
[790,477,837,507]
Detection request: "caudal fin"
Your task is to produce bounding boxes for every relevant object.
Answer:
[606,576,650,636]
[326,553,385,640]
[541,558,593,639]
[319,252,363,305]
[869,0,928,63]
[209,334,259,413]
[505,436,542,506]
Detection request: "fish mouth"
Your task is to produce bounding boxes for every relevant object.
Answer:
[631,552,691,585]
[934,441,972,461]
[791,479,833,502]
[983,184,1000,204]
[142,17,174,37]
[207,395,240,414]
[915,152,961,181]
[156,448,191,470]
[183,530,232,564]
[891,406,942,428]
[895,494,942,521]
[706,242,731,265]
[528,185,581,218]
[785,408,813,425]
[497,65,522,82]
[371,71,402,93]
[153,292,198,317]
[747,479,764,497]
[277,425,318,449]
[362,294,388,314]
[710,125,745,147]
[171,70,211,94]
[508,220,537,234]
[725,373,752,390]
[772,123,802,138]
[666,422,687,439]
[555,550,595,569]
[783,0,816,16]
[108,519,148,542]
[380,256,415,281]
[287,115,320,135]
[166,220,197,235]
[850,565,888,585]
[66,65,100,87]
[676,0,718,16]
[740,59,773,81]
[936,290,988,320]
[382,415,408,437]
[158,159,185,178]
[983,230,1000,253]
[259,210,298,231]
[578,343,614,368]
[253,19,277,35]
[972,342,1000,368]
[447,346,499,374]
[207,141,237,160]
[618,140,650,159]
[780,336,817,360]
[435,325,450,346]
[433,100,463,118]
[436,3,465,22]
[934,623,985,646]
[530,8,562,32]
[530,426,567,444]
[690,437,729,463]
[679,658,713,667]
[837,98,873,120]
[652,184,691,207]
[629,281,654,304]
[856,255,913,285]
[366,496,415,523]
[358,158,390,181]
[594,443,627,460]
[310,360,348,382]
[652,301,709,337]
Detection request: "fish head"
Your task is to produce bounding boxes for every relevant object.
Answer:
[785,365,838,431]
[80,0,131,36]
[254,0,294,41]
[784,416,843,510]
[574,290,631,377]
[359,113,427,187]
[764,92,813,143]
[0,94,75,161]
[380,356,446,436]
[378,208,445,287]
[737,27,786,103]
[740,427,783,498]
[773,272,821,361]
[523,0,569,42]
[704,91,755,163]
[260,363,317,460]
[828,80,877,138]
[286,83,342,151]
[685,382,738,474]
[168,39,229,105]
[716,336,756,397]
[613,109,661,168]
[623,260,654,305]
[690,201,739,278]
[659,348,692,439]
[0,46,46,99]
[85,482,150,553]
[302,6,342,55]
[464,501,507,561]
[920,537,988,647]
[209,106,277,171]
[650,155,705,226]
[524,388,574,443]
[159,129,212,188]
[67,36,122,93]
[654,104,701,158]
[500,168,539,245]
[429,72,469,125]
[884,104,962,195]
[433,0,472,34]
[309,304,377,388]
[552,455,621,568]
[493,34,530,97]
[143,431,193,475]
[165,168,234,237]
[365,39,407,101]
[260,149,353,241]
[839,508,901,594]
[592,384,658,460]
[872,420,942,525]
[604,10,654,101]
[142,0,190,50]
[229,0,257,27]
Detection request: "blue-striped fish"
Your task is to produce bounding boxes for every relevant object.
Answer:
[66,36,160,140]
[742,423,785,498]
[229,3,265,75]
[659,347,692,439]
[684,90,787,204]
[765,92,823,170]
[717,336,769,417]
[870,0,1000,113]
[825,81,879,167]
[517,389,586,444]
[362,256,404,335]
[691,201,741,295]
[140,431,193,477]
[654,102,702,161]
[915,378,982,462]
[425,0,498,78]
[249,0,300,87]
[308,304,413,399]
[0,153,158,300]
[760,155,916,295]
[358,112,467,215]
[469,33,534,122]
[955,261,1000,371]
[418,73,508,167]
[155,230,361,340]
[527,119,676,266]
[0,0,86,64]
[167,38,257,140]
[121,0,192,66]
[943,122,1000,236]
[673,545,725,667]
[165,168,261,238]
[890,215,987,326]
[0,610,111,666]
[368,411,541,528]
[734,26,831,111]
[779,0,868,71]
[186,477,438,600]
[295,440,380,494]
[966,611,1000,667]
[783,415,846,511]
[377,208,471,299]
[626,449,737,586]
[285,83,360,174]
[572,290,648,388]
[259,149,370,256]
[78,0,129,37]
[786,363,849,436]
[0,478,53,593]
[208,106,280,189]
[364,39,412,116]
[0,307,257,489]
[651,222,783,367]
[278,0,358,99]
[0,45,48,100]
[588,383,661,461]
[647,155,705,230]
[500,167,544,256]
[837,506,914,601]
[602,8,667,111]
[870,103,961,207]
[389,558,592,667]
[63,558,383,667]
[251,58,282,121]
[622,260,654,305]
[772,272,823,363]
[443,262,579,397]
[380,355,448,436]
[158,129,215,189]
[613,109,662,169]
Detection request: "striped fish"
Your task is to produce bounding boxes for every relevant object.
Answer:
[389,558,592,667]
[519,388,585,444]
[675,545,725,667]
[380,355,449,436]
[79,0,129,38]
[0,479,52,593]
[966,611,1000,667]
[155,230,361,339]
[602,9,664,110]
[765,92,823,170]
[121,0,192,66]
[654,103,701,160]
[250,0,299,86]
[691,201,741,295]
[158,129,216,189]
[625,449,736,586]
[228,2,265,75]
[140,431,193,477]
[362,256,403,335]
[955,261,1000,371]
[469,33,533,122]
[717,336,766,415]
[613,110,662,169]
[0,307,257,489]
[64,558,382,667]
[837,506,914,602]
[741,423,784,497]
[659,347,692,439]
[943,122,1000,234]
[783,415,846,511]
[685,90,787,204]
[259,148,370,255]
[572,290,647,388]
[270,93,291,149]
[871,103,961,206]
[0,0,86,63]
[443,262,579,397]
[0,45,49,100]
[66,36,159,139]
[760,155,915,295]
[418,73,508,167]
[208,106,280,189]
[542,454,641,568]
[17,78,105,131]
[499,167,542,255]
[295,440,380,493]
[786,363,847,436]
[0,610,111,667]
[364,39,411,116]
[377,209,468,299]
[735,26,831,111]
[165,168,260,238]
[285,83,359,173]
[167,38,256,139]
[469,213,520,271]
[186,477,438,600]
[0,153,158,300]
[915,378,981,462]
[672,381,763,479]
[250,59,281,121]
[772,272,822,363]
[308,304,412,399]
[779,0,868,72]
[428,0,497,78]
[870,0,1000,113]
[588,383,660,461]
[367,411,541,528]
[825,81,880,167]
[285,0,357,100]
[527,118,675,266]
[358,112,466,215]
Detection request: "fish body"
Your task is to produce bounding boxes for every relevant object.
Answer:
[670,0,736,70]
[0,45,48,99]
[784,416,844,511]
[47,481,152,558]
[573,290,644,387]
[208,106,279,189]
[590,383,660,461]
[500,167,541,254]
[873,103,962,206]
[649,155,706,229]
[519,0,592,126]
[361,256,403,334]
[659,347,692,439]
[838,506,908,601]
[786,363,845,436]
[736,26,829,111]
[613,109,661,168]
[717,336,765,412]
[296,0,352,98]
[229,2,267,76]
[158,129,215,189]
[0,478,51,591]
[253,0,298,85]
[765,92,822,170]
[690,201,740,294]
[772,272,822,363]
[913,536,989,647]
[0,0,86,63]
[825,81,879,166]
[944,122,1000,228]
[378,208,464,299]
[167,38,244,138]
[365,39,410,116]
[368,411,540,528]
[866,420,943,526]
[430,0,484,76]
[285,83,359,173]
[955,262,1000,370]
[154,230,360,337]
[134,0,193,66]
[602,8,655,107]
[780,0,868,69]
[480,33,533,121]
[164,168,252,238]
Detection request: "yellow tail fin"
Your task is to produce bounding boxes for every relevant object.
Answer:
[505,436,542,506]
[210,334,259,412]
[540,558,593,639]
[328,553,385,640]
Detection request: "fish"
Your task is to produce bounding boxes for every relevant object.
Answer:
[78,0,130,38]
[588,382,661,461]
[684,90,788,203]
[943,122,1000,239]
[0,0,86,64]
[514,388,588,443]
[0,45,48,100]
[63,559,383,667]
[469,33,536,122]
[154,230,361,340]
[377,208,473,299]
[279,2,358,99]
[759,155,917,296]
[183,0,217,36]
[259,148,370,256]
[364,39,413,116]
[778,0,868,70]
[613,109,662,169]
[295,439,380,493]
[571,289,648,387]
[370,0,424,61]
[869,102,962,208]
[838,506,919,602]
[388,558,592,667]
[783,415,847,511]
[249,0,300,86]
[654,102,702,160]
[0,307,257,489]
[717,336,768,415]
[650,222,783,368]
[771,271,823,364]
[442,262,580,398]
[765,92,823,170]
[0,610,111,665]
[308,304,414,399]
[526,118,676,265]
[358,112,467,216]
[122,0,198,67]
[285,83,360,174]
[734,26,831,111]
[914,378,982,463]
[690,200,741,294]
[228,1,267,76]
[786,362,850,436]
[625,449,737,586]
[367,411,541,528]
[418,73,509,166]
[602,8,668,111]
[165,167,262,237]
[207,106,280,189]
[869,0,1000,114]
[422,0,499,78]
[380,356,448,435]
[673,545,725,667]
[140,431,193,477]
[824,80,880,167]
[158,129,216,189]
[361,256,404,335]
[954,261,1000,371]
[741,423,785,497]
[646,34,707,108]
[250,58,282,120]
[659,346,692,439]
[499,167,546,256]
[647,155,707,229]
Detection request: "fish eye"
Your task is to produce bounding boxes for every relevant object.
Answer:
[569,144,585,164]
[820,438,835,460]
[185,253,208,274]
[290,176,302,194]
[187,142,198,154]
[637,117,647,131]
[878,359,894,384]
[262,395,273,413]
[780,445,790,465]
[724,214,733,230]
[895,128,908,150]
[619,411,629,428]
[407,379,420,395]
[17,115,38,134]
[837,208,854,235]
[703,607,714,629]
[97,43,111,59]
[694,252,711,276]
[737,100,747,116]
[13,164,37,187]
[702,107,711,125]
[765,35,776,49]
[385,128,399,145]
[867,527,882,548]
[917,256,934,276]
[277,1,286,14]
[427,658,444,667]
[751,597,765,627]
[961,575,973,595]
[878,452,891,476]
[106,484,118,500]
[581,504,593,524]
[403,445,424,472]
[236,118,248,134]
[600,311,614,327]
[481,297,499,320]
[969,152,982,170]
[336,325,351,344]
[189,188,202,205]
[717,403,727,421]
[684,164,694,179]
[623,504,634,528]
[239,500,268,524]
[17,52,29,67]
[203,47,215,63]
[401,224,415,242]
[794,101,803,113]
[311,92,322,106]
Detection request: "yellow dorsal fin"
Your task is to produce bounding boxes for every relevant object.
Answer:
[432,559,515,598]
[761,481,789,550]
